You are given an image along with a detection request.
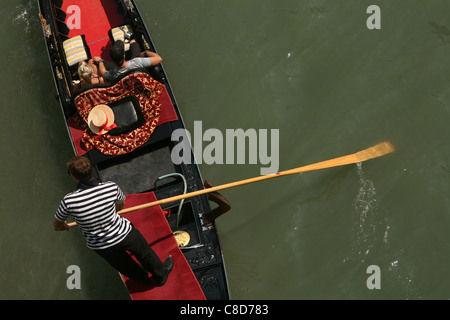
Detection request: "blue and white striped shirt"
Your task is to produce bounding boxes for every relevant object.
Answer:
[55,180,131,250]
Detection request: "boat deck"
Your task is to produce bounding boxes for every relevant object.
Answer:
[38,0,230,300]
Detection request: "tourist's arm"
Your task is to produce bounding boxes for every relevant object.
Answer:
[93,56,108,77]
[140,51,163,66]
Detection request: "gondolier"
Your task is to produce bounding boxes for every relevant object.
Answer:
[53,156,173,285]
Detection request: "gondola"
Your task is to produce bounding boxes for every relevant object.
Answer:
[37,0,230,300]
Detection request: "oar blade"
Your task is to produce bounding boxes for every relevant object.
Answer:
[355,141,395,162]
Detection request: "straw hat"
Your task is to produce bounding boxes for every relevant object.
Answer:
[87,104,116,135]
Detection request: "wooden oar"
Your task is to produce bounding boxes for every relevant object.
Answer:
[67,141,394,228]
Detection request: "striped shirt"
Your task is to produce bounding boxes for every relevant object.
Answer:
[55,180,131,250]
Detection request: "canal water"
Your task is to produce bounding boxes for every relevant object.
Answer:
[1,0,449,299]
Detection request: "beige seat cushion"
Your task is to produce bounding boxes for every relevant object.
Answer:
[63,35,88,67]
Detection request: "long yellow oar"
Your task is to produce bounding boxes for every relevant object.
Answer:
[67,141,394,228]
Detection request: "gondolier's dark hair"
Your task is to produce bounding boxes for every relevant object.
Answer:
[67,156,93,182]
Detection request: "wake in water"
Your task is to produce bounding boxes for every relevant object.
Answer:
[12,1,34,34]
[351,162,385,262]
[354,163,377,231]
[349,163,419,298]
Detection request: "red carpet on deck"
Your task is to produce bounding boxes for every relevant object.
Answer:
[61,0,124,59]
[120,192,206,300]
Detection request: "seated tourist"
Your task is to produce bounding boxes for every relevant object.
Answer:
[97,40,162,82]
[75,59,105,89]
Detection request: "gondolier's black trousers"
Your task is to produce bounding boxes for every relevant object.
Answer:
[93,226,165,283]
